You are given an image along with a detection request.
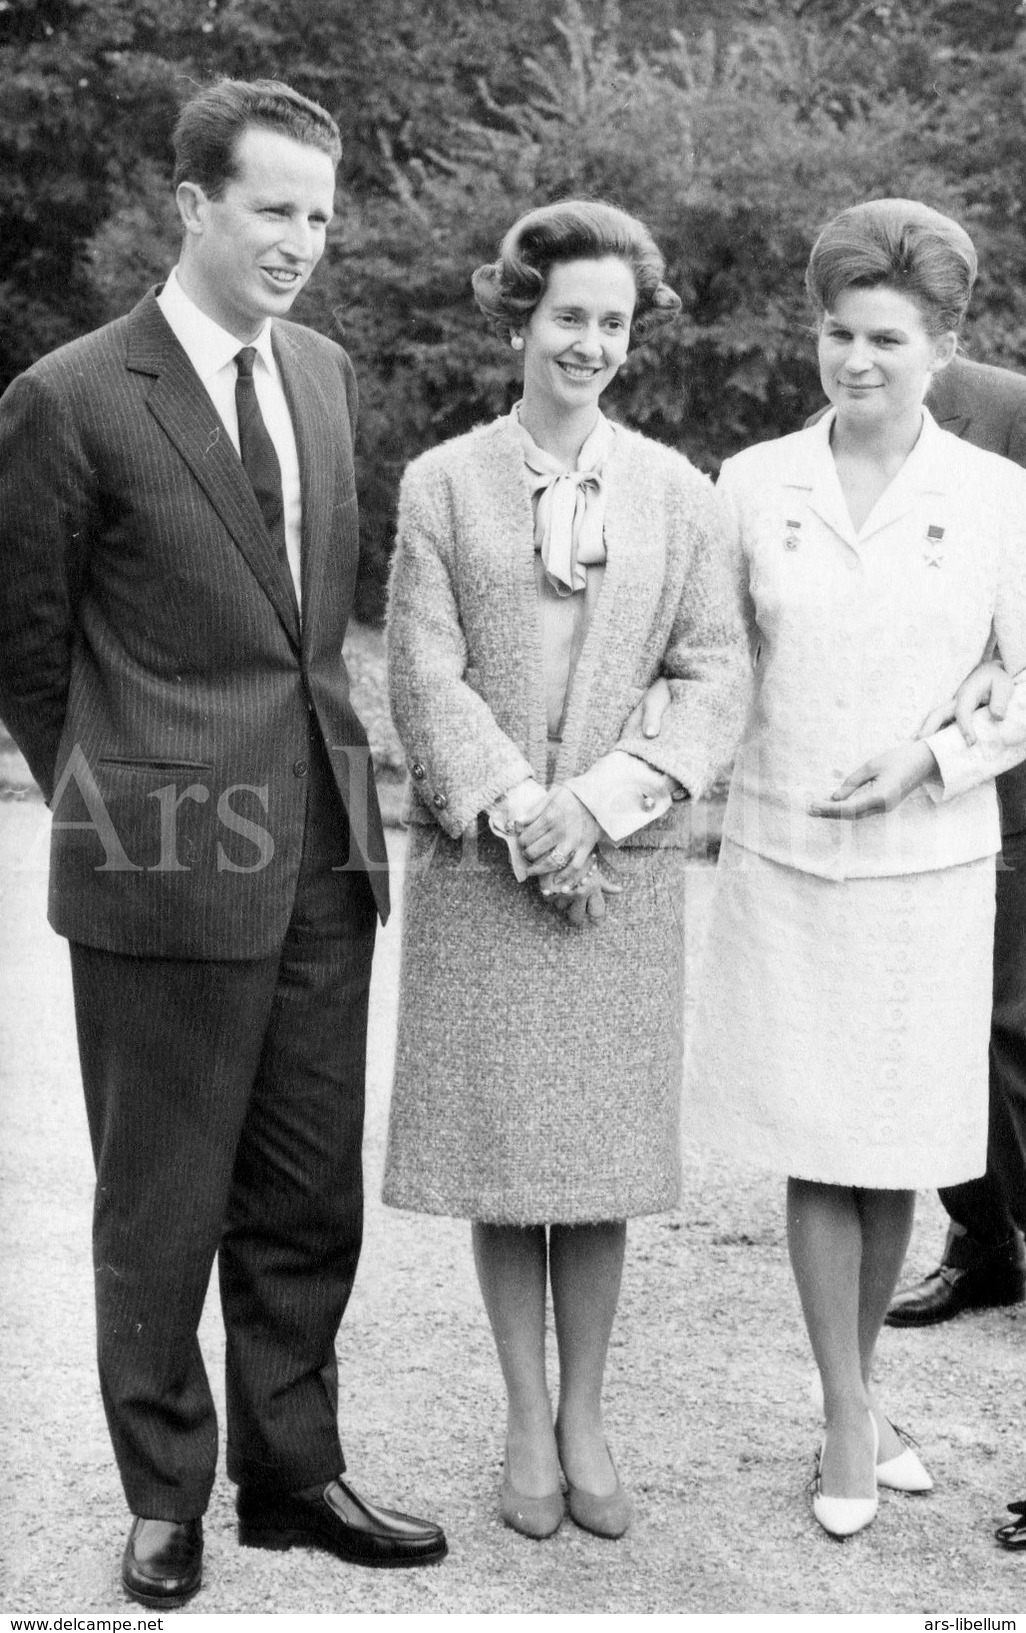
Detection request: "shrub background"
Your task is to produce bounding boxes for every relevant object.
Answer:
[3,0,1026,621]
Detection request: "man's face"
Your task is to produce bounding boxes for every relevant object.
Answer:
[178,124,336,341]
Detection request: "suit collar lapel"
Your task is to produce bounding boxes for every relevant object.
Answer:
[788,412,858,545]
[272,325,339,646]
[858,407,948,538]
[791,406,948,545]
[126,291,301,650]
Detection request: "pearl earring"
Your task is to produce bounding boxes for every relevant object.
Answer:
[510,334,524,351]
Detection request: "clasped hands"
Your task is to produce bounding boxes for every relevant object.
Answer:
[809,660,1012,821]
[515,785,622,928]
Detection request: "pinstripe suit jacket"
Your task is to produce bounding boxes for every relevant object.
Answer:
[0,288,388,955]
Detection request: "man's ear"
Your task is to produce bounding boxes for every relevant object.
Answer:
[175,181,207,237]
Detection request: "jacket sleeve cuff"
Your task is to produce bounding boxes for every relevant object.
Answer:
[925,682,1026,801]
[566,751,680,843]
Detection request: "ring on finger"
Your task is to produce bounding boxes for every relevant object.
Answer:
[549,848,571,869]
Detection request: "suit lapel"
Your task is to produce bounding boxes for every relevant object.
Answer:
[273,326,345,651]
[126,292,301,650]
[788,416,859,546]
[797,407,945,545]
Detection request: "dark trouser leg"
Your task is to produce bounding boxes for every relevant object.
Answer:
[72,736,377,1515]
[221,736,376,1493]
[70,944,281,1519]
[939,827,1026,1259]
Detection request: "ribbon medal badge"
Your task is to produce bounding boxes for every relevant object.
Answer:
[923,524,945,567]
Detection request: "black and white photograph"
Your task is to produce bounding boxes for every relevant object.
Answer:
[2,0,1026,1620]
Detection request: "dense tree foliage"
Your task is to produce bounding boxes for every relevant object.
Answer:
[3,0,1026,618]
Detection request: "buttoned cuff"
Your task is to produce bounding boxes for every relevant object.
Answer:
[567,751,682,844]
[925,681,1026,802]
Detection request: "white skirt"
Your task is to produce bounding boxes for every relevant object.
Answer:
[683,840,995,1188]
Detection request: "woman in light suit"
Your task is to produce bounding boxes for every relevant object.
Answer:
[685,199,1026,1537]
[382,200,749,1539]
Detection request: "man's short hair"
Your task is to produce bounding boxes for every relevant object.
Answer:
[172,77,342,198]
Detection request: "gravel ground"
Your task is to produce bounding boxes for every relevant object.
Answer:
[2,786,1025,1617]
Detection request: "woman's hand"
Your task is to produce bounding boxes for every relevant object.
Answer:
[622,675,672,739]
[517,785,602,887]
[543,861,624,927]
[916,660,1013,746]
[808,739,939,820]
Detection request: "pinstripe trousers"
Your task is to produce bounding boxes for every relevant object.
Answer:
[69,733,377,1519]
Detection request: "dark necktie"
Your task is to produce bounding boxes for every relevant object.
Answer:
[235,346,287,548]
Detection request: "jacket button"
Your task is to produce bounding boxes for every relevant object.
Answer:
[293,759,308,777]
[410,761,426,781]
[432,792,448,810]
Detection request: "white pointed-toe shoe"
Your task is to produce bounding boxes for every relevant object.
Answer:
[875,1441,933,1493]
[808,1374,933,1493]
[812,1414,879,1539]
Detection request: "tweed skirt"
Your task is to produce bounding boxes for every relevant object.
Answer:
[382,823,687,1223]
[684,839,995,1189]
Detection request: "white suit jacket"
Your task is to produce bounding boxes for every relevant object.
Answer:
[719,408,1026,879]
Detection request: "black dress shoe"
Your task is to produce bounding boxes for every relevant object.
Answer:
[885,1256,1026,1327]
[996,1499,1026,1550]
[237,1477,447,1568]
[122,1516,203,1608]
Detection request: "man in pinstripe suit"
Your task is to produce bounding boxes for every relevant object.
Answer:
[0,79,445,1606]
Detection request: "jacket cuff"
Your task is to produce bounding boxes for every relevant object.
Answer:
[925,685,1026,802]
[567,751,681,844]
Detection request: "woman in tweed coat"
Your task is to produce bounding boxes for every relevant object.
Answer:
[383,201,748,1539]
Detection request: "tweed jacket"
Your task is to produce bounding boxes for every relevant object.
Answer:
[720,409,1026,880]
[0,289,388,955]
[387,415,749,845]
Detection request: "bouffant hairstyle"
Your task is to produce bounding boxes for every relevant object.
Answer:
[805,198,977,335]
[172,78,342,198]
[472,199,682,342]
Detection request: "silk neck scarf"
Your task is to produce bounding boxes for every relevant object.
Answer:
[512,406,615,595]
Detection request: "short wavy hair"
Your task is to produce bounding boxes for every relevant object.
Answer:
[806,198,977,335]
[173,78,342,199]
[472,199,682,343]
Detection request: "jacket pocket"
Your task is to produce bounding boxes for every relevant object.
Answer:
[97,757,214,773]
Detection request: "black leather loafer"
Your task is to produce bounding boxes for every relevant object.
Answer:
[122,1516,203,1608]
[237,1477,447,1568]
[997,1499,1026,1550]
[886,1258,1026,1327]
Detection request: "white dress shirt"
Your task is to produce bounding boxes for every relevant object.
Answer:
[157,268,304,608]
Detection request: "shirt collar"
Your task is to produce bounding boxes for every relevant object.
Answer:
[810,403,947,480]
[509,403,617,474]
[158,267,276,381]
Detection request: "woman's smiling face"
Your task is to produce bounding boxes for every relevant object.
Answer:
[818,284,955,429]
[519,256,637,420]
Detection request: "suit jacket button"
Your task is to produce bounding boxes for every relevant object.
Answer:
[432,792,448,810]
[293,759,309,777]
[410,761,426,781]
